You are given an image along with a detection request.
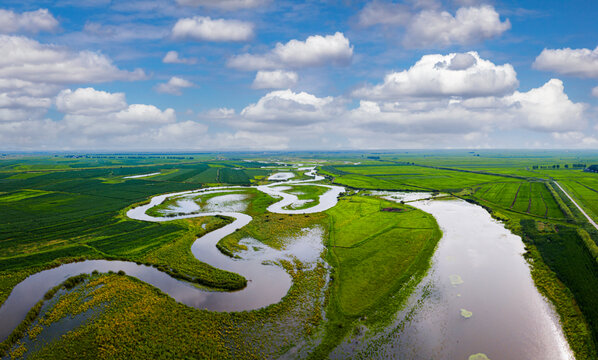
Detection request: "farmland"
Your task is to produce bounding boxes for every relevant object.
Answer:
[1,151,598,359]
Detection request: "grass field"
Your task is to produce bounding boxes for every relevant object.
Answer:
[327,196,440,314]
[308,195,442,357]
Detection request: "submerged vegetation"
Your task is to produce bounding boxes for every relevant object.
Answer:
[1,151,598,358]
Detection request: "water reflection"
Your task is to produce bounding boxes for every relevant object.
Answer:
[375,198,573,360]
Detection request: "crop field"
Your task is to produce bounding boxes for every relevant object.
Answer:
[473,181,564,219]
[542,172,598,222]
[324,164,521,191]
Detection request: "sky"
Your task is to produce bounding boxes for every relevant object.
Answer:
[1,0,598,151]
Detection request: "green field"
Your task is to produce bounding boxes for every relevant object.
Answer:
[2,152,598,359]
[328,196,440,314]
[473,181,565,219]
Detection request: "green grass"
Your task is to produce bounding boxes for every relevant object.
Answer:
[520,220,598,357]
[281,184,329,210]
[141,216,247,290]
[8,258,328,359]
[0,189,54,202]
[309,195,442,358]
[327,196,440,314]
[217,189,328,253]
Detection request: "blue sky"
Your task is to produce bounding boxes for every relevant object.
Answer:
[0,0,597,150]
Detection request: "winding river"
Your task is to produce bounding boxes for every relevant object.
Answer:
[0,168,344,342]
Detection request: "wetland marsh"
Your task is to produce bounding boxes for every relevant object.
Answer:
[1,152,597,359]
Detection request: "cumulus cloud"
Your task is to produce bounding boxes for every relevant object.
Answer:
[592,86,598,98]
[56,88,127,115]
[175,0,269,10]
[56,87,177,138]
[0,35,145,122]
[228,32,353,70]
[0,9,58,34]
[533,46,598,78]
[0,35,145,84]
[353,52,518,99]
[172,16,254,42]
[358,2,510,48]
[504,79,586,132]
[252,70,298,89]
[154,76,195,95]
[240,90,341,126]
[162,50,197,64]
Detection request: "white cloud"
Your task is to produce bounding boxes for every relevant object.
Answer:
[592,86,598,98]
[406,5,510,47]
[252,70,298,89]
[504,79,586,132]
[0,9,58,34]
[533,46,598,78]
[358,1,411,27]
[228,32,353,70]
[171,16,254,42]
[162,50,197,64]
[353,52,518,99]
[0,35,145,84]
[0,85,293,151]
[56,88,127,115]
[240,90,341,126]
[175,0,269,10]
[205,107,236,119]
[154,76,195,95]
[347,78,587,141]
[550,131,598,148]
[58,88,177,138]
[81,22,168,42]
[0,35,145,123]
[358,3,510,48]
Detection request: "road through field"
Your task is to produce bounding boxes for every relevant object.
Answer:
[554,181,598,231]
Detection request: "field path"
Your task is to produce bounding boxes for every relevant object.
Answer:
[554,181,598,231]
